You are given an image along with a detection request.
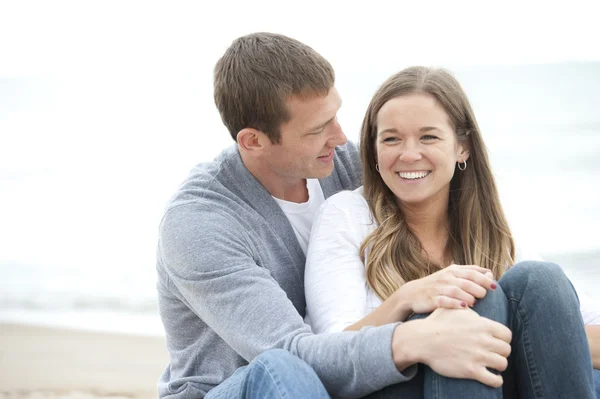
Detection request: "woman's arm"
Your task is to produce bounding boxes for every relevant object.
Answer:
[305,190,496,334]
[586,325,600,368]
[343,286,413,331]
[344,265,496,331]
[304,190,380,333]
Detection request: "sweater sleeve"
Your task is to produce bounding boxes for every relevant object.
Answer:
[159,203,415,398]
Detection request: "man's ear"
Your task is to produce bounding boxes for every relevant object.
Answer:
[237,128,268,156]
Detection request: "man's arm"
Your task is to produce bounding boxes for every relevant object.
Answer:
[159,203,414,398]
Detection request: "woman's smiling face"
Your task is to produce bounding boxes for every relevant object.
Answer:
[375,92,469,208]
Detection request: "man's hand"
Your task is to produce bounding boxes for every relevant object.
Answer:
[391,308,512,388]
[397,264,496,315]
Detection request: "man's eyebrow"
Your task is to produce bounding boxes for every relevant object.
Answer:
[308,117,334,132]
[307,99,343,132]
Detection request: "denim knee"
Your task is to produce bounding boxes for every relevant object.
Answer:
[504,260,565,283]
[500,260,579,307]
[247,349,329,398]
[503,260,569,287]
[472,283,509,325]
[250,349,303,375]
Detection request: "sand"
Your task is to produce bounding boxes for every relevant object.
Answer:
[0,323,169,399]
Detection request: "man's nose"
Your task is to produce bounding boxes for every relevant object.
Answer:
[329,117,347,146]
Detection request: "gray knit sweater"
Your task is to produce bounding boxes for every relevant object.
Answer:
[156,143,414,398]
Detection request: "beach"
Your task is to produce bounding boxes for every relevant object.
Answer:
[0,323,168,399]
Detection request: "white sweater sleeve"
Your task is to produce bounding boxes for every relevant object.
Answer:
[305,189,376,334]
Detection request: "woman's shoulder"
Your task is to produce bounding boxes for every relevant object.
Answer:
[319,186,375,229]
[324,186,369,210]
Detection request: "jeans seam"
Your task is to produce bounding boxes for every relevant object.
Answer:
[432,369,440,399]
[256,358,286,399]
[510,298,545,399]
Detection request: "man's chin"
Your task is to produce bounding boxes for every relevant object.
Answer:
[308,162,335,180]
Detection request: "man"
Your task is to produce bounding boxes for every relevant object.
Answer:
[157,33,407,398]
[156,33,592,398]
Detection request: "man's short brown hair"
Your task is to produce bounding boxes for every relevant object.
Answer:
[214,32,335,143]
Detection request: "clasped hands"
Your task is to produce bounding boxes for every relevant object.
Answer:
[392,264,512,388]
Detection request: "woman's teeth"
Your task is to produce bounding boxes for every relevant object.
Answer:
[397,171,430,180]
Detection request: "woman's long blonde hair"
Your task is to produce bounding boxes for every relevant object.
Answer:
[360,67,515,301]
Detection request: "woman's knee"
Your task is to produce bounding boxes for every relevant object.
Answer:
[502,261,570,290]
[472,283,509,325]
[500,260,579,306]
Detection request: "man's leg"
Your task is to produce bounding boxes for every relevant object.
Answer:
[499,261,595,398]
[205,349,330,399]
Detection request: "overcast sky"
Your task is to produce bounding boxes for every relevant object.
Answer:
[1,0,599,270]
[2,0,600,79]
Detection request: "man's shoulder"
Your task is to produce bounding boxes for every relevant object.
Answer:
[333,141,360,171]
[166,145,243,211]
[324,142,362,195]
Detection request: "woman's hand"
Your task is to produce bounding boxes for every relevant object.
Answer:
[397,264,497,316]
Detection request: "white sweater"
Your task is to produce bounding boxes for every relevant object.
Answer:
[304,187,600,334]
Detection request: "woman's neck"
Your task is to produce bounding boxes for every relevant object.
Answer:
[399,194,451,266]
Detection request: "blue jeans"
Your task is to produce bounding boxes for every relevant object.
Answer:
[204,348,330,399]
[208,262,597,398]
[365,261,596,398]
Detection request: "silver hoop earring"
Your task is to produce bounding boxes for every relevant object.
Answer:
[458,160,467,171]
[375,164,380,172]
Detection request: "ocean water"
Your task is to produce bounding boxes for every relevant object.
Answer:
[1,63,599,335]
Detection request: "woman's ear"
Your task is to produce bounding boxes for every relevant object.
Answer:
[457,140,471,163]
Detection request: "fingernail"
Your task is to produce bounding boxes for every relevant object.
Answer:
[491,283,497,290]
[461,302,466,307]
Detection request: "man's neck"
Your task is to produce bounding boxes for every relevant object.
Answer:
[241,150,309,203]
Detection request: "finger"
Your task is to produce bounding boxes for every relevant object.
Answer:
[458,266,497,285]
[440,286,476,306]
[454,269,497,290]
[484,319,513,343]
[454,264,491,274]
[455,278,488,299]
[433,295,468,310]
[485,352,509,372]
[473,366,504,388]
[485,337,512,358]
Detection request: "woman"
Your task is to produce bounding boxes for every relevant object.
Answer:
[304,66,600,398]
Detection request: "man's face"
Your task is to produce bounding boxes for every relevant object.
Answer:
[263,88,346,181]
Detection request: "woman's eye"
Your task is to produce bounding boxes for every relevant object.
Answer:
[382,137,399,143]
[421,135,439,141]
